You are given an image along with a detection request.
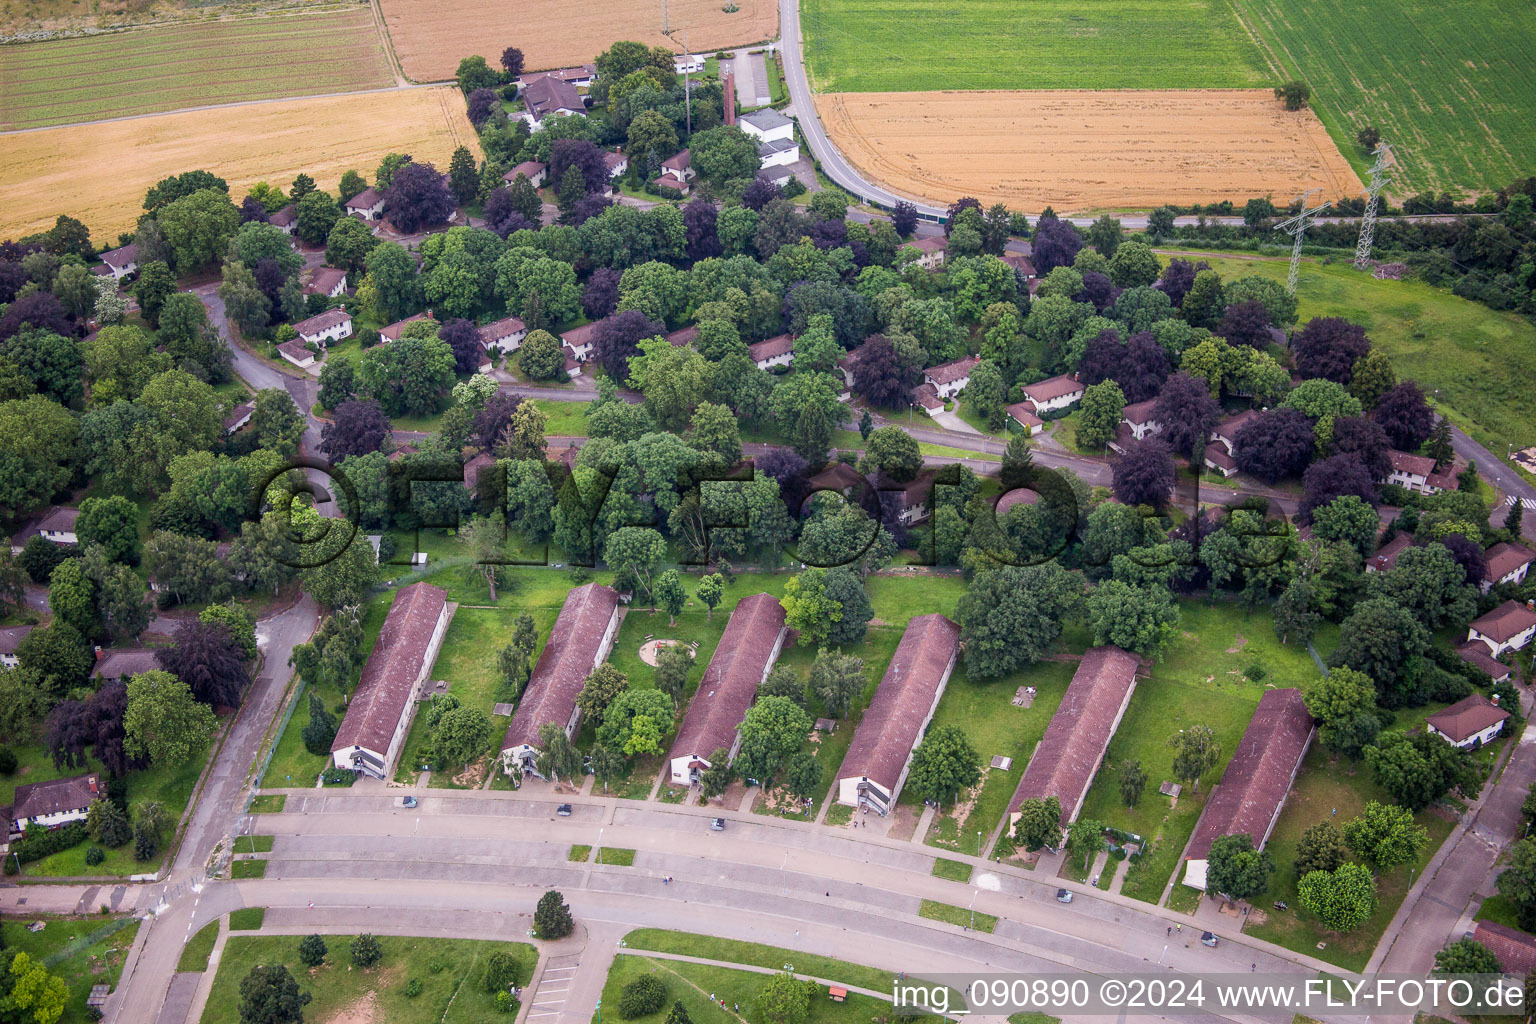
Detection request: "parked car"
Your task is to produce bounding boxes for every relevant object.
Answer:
[1201,932,1218,948]
[398,796,417,808]
[557,803,572,817]
[1055,889,1073,904]
[710,817,725,831]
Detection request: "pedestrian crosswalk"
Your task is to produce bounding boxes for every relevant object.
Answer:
[1505,496,1536,510]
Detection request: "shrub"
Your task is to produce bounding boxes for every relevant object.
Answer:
[618,975,668,1018]
[495,991,519,1014]
[0,748,16,774]
[7,821,89,870]
[404,978,423,998]
[351,933,383,968]
[85,846,106,866]
[298,934,328,967]
[1245,664,1266,682]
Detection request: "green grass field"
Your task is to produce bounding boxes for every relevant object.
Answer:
[1227,0,1536,192]
[1180,255,1536,456]
[0,8,394,130]
[918,898,997,933]
[800,0,1268,92]
[179,921,220,972]
[0,915,141,1020]
[200,934,537,1024]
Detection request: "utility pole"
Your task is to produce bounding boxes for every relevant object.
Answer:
[1353,141,1394,270]
[1276,188,1331,295]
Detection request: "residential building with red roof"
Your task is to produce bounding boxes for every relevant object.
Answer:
[381,312,434,342]
[921,356,979,400]
[748,334,793,370]
[1467,599,1536,657]
[836,614,960,813]
[292,308,352,347]
[1455,642,1511,682]
[1473,921,1536,974]
[480,316,528,354]
[1019,374,1085,415]
[503,160,548,188]
[1366,533,1413,574]
[344,187,385,221]
[1387,449,1455,494]
[304,266,349,298]
[1483,541,1535,593]
[6,773,99,835]
[904,235,947,269]
[1426,693,1510,749]
[667,594,788,785]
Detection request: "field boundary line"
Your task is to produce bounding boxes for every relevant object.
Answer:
[366,0,410,86]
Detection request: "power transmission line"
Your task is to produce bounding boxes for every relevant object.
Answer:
[1275,189,1332,295]
[1354,142,1394,270]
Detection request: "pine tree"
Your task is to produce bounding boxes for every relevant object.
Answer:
[1425,416,1453,469]
[533,890,574,939]
[858,409,874,440]
[302,692,337,755]
[1507,497,1525,537]
[298,934,328,968]
[1000,433,1034,490]
[448,146,480,204]
[556,165,587,220]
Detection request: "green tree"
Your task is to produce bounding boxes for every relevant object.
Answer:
[1305,667,1380,757]
[1434,938,1502,975]
[325,215,378,274]
[238,963,310,1024]
[782,750,823,802]
[576,663,630,727]
[298,934,328,968]
[519,329,567,380]
[1205,832,1275,900]
[1169,724,1220,792]
[1086,580,1178,655]
[688,402,742,468]
[734,695,812,786]
[1119,760,1146,808]
[603,527,666,604]
[1107,239,1159,288]
[809,650,864,718]
[123,669,217,769]
[351,933,383,968]
[864,426,921,483]
[627,110,680,173]
[1076,380,1125,450]
[598,688,673,757]
[535,721,583,784]
[158,188,240,273]
[302,691,337,755]
[1363,731,1479,811]
[448,145,480,204]
[1013,796,1063,850]
[48,557,97,637]
[294,189,341,246]
[431,703,493,767]
[654,569,687,625]
[482,948,522,994]
[780,569,842,647]
[755,971,814,1024]
[619,975,668,1019]
[699,746,733,798]
[1180,269,1225,329]
[1342,801,1427,874]
[1087,215,1122,257]
[1297,862,1375,931]
[1295,820,1348,877]
[906,724,981,808]
[3,952,69,1024]
[695,573,725,620]
[957,564,1084,679]
[357,333,455,418]
[533,889,574,939]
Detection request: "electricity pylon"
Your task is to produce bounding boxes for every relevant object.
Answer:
[1276,189,1332,295]
[1354,142,1394,270]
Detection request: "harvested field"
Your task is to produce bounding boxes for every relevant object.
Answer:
[0,0,350,37]
[379,0,776,82]
[0,87,476,238]
[816,90,1362,213]
[0,8,394,130]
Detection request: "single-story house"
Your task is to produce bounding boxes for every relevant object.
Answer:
[1182,688,1313,891]
[331,583,451,779]
[304,266,348,298]
[1005,401,1043,433]
[15,506,81,550]
[1366,533,1412,574]
[1468,600,1536,658]
[1002,253,1037,281]
[1455,642,1511,683]
[519,75,586,126]
[501,583,622,775]
[462,451,495,490]
[603,151,628,179]
[381,312,435,343]
[1121,398,1162,440]
[904,235,947,270]
[98,243,138,282]
[292,308,353,347]
[665,325,698,348]
[1473,921,1536,975]
[1210,409,1261,456]
[91,648,162,684]
[1203,443,1238,478]
[673,53,706,74]
[344,187,386,222]
[738,107,795,144]
[1387,450,1454,494]
[1008,646,1142,830]
[560,319,605,361]
[835,614,960,814]
[0,625,34,668]
[667,594,788,786]
[660,149,694,184]
[7,773,99,835]
[277,339,316,368]
[1426,693,1510,749]
[480,316,528,354]
[911,383,943,412]
[224,402,255,435]
[1483,541,1535,594]
[562,345,583,378]
[921,355,979,401]
[755,138,800,184]
[1019,374,1085,415]
[894,470,937,526]
[518,65,594,90]
[504,161,548,188]
[748,334,793,371]
[268,205,298,235]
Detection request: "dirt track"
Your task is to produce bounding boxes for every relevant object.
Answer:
[380,0,778,82]
[0,87,476,238]
[816,89,1363,212]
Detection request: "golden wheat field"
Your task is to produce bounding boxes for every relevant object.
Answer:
[816,89,1363,212]
[0,87,476,239]
[379,0,778,82]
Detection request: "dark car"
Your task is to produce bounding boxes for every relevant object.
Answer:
[556,803,572,817]
[401,796,417,808]
[1055,889,1073,904]
[710,817,725,831]
[1201,932,1218,948]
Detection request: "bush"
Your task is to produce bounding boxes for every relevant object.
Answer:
[85,846,106,866]
[618,975,668,1019]
[358,326,380,349]
[781,178,807,199]
[0,748,16,774]
[351,933,383,968]
[495,991,520,1014]
[298,934,328,967]
[1245,664,1266,682]
[133,820,158,862]
[6,821,89,870]
[321,767,357,786]
[404,978,423,998]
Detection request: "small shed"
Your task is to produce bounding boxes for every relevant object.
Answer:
[827,987,847,1003]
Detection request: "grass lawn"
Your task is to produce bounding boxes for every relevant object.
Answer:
[1242,745,1457,971]
[200,935,537,1024]
[231,860,267,879]
[569,844,592,862]
[931,858,972,883]
[1,914,141,1020]
[1475,895,1521,930]
[597,847,637,865]
[229,908,265,931]
[1076,600,1327,903]
[918,898,997,933]
[530,398,591,437]
[925,658,1074,855]
[249,794,285,813]
[179,921,220,972]
[864,573,967,626]
[1173,255,1536,457]
[801,0,1267,92]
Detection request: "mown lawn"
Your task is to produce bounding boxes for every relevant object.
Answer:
[1,914,141,1020]
[201,935,537,1024]
[179,921,219,972]
[918,898,997,933]
[1242,744,1456,971]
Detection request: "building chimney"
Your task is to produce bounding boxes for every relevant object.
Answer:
[88,775,98,795]
[94,645,103,660]
[1492,694,1501,706]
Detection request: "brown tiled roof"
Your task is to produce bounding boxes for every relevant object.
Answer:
[661,149,691,171]
[511,161,547,181]
[669,594,786,767]
[561,318,609,350]
[462,451,495,488]
[1455,642,1511,681]
[1005,401,1042,429]
[748,334,793,361]
[1185,688,1313,862]
[0,625,34,655]
[381,312,433,342]
[923,355,979,386]
[1474,921,1536,975]
[224,402,254,430]
[345,187,382,211]
[1002,253,1036,277]
[1021,374,1083,404]
[1470,600,1536,644]
[1427,693,1510,744]
[99,243,137,270]
[1485,542,1535,584]
[898,470,937,509]
[996,489,1041,516]
[292,309,351,336]
[1122,398,1159,426]
[331,583,447,758]
[1368,533,1412,572]
[522,76,585,120]
[906,236,946,254]
[836,614,959,796]
[603,151,627,172]
[1214,409,1260,440]
[305,267,348,296]
[912,383,942,410]
[480,316,526,343]
[502,583,621,751]
[808,461,866,495]
[277,339,313,362]
[12,773,98,821]
[37,507,80,534]
[92,648,161,680]
[268,205,297,228]
[1388,449,1436,478]
[666,325,699,348]
[1009,646,1139,819]
[1203,443,1236,471]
